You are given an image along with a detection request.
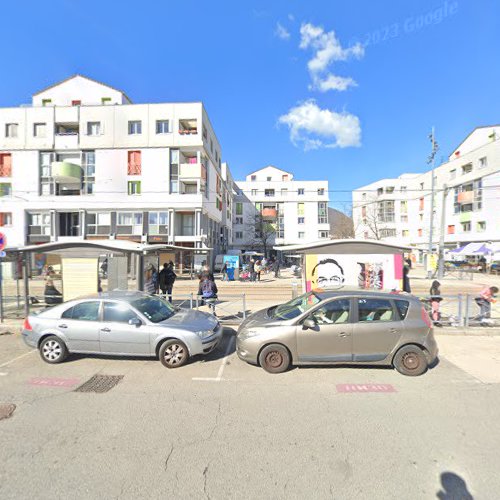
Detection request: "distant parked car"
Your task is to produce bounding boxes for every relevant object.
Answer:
[237,290,438,376]
[22,291,222,368]
[490,261,500,275]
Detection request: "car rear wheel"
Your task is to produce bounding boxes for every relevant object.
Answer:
[259,344,290,374]
[393,345,428,376]
[159,340,189,368]
[39,335,68,364]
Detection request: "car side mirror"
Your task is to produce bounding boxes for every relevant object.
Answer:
[303,318,317,330]
[129,317,142,327]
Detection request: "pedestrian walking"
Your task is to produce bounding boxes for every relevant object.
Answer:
[273,259,280,279]
[221,262,228,281]
[474,286,498,324]
[429,280,443,324]
[249,259,256,282]
[254,260,262,282]
[159,261,177,303]
[198,273,218,316]
[402,263,411,293]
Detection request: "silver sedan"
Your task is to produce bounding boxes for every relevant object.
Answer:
[21,291,223,368]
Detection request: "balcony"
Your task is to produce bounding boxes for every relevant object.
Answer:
[51,161,82,183]
[54,123,79,149]
[179,162,206,180]
[179,119,198,135]
[457,191,474,204]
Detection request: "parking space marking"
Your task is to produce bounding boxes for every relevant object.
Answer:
[192,336,235,382]
[0,349,36,368]
[28,377,80,388]
[337,383,397,393]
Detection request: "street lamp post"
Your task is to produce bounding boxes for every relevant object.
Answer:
[427,127,439,279]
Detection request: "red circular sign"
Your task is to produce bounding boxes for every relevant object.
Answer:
[0,232,6,251]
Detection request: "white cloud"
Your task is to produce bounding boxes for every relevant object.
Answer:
[299,22,364,92]
[288,13,295,22]
[275,22,291,40]
[278,99,361,150]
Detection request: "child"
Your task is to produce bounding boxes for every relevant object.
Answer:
[475,286,499,324]
[429,280,443,324]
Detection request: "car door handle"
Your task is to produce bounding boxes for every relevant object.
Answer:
[390,328,399,334]
[101,327,111,333]
[339,332,351,337]
[58,324,68,329]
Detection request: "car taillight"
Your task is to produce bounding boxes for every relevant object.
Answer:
[421,306,432,328]
[22,318,32,331]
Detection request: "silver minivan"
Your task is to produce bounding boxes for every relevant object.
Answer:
[237,290,438,376]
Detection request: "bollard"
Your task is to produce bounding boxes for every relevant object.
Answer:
[242,293,246,320]
[464,294,469,328]
[189,293,193,309]
[458,294,463,327]
[291,282,298,299]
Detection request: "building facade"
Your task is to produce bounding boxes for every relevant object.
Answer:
[0,75,234,265]
[352,126,500,258]
[233,166,330,252]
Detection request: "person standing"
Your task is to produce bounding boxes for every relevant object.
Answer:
[402,263,411,293]
[429,280,442,323]
[159,262,177,303]
[475,286,498,323]
[249,259,255,282]
[254,260,262,282]
[273,259,280,279]
[198,273,218,316]
[221,262,228,281]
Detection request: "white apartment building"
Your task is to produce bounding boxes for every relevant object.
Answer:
[0,75,234,266]
[352,126,500,259]
[233,166,330,252]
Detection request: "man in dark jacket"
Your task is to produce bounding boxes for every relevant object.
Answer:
[159,262,177,303]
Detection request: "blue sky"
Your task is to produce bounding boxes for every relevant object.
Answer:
[0,0,498,211]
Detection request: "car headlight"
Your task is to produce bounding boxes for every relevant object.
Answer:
[240,329,262,338]
[196,330,213,339]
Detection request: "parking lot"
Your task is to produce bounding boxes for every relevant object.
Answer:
[1,326,500,500]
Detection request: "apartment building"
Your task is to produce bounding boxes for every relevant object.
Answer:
[0,75,234,264]
[352,126,500,258]
[233,166,330,252]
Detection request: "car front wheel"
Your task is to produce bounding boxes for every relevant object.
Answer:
[259,344,290,374]
[393,345,428,376]
[39,335,68,364]
[159,340,189,368]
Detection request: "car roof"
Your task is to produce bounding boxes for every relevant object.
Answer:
[312,288,417,301]
[75,290,152,303]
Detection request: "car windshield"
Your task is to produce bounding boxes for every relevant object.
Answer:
[130,296,176,323]
[272,292,322,320]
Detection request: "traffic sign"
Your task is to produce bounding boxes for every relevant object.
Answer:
[0,232,5,251]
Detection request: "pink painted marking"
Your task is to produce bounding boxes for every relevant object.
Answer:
[28,377,80,388]
[336,383,396,393]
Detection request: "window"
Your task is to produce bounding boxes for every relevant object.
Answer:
[251,189,258,196]
[477,221,486,232]
[62,301,100,321]
[362,192,367,200]
[128,121,142,135]
[169,149,179,193]
[400,200,407,213]
[127,151,141,175]
[0,153,12,177]
[450,169,456,180]
[29,213,51,235]
[101,97,112,105]
[357,298,395,322]
[267,176,272,181]
[418,228,423,237]
[148,211,169,235]
[33,123,46,138]
[281,188,288,196]
[282,174,289,181]
[235,216,243,225]
[461,163,472,175]
[447,225,455,234]
[117,212,143,234]
[461,222,471,232]
[419,213,424,222]
[236,202,243,215]
[87,122,101,136]
[251,175,256,181]
[181,214,194,236]
[71,100,81,106]
[395,300,410,320]
[298,217,305,224]
[402,230,409,238]
[0,183,12,197]
[298,232,305,239]
[377,187,383,196]
[42,99,52,106]
[380,228,397,238]
[377,201,395,222]
[310,299,350,325]
[235,231,243,239]
[5,123,18,138]
[298,188,305,195]
[385,186,394,194]
[156,120,170,134]
[265,189,275,197]
[318,188,325,196]
[297,202,305,216]
[87,212,111,235]
[400,186,407,193]
[128,181,141,195]
[479,157,487,169]
[318,230,329,239]
[419,197,424,211]
[400,215,408,223]
[318,202,328,224]
[103,302,138,323]
[420,182,424,190]
[0,212,12,226]
[202,125,207,140]
[82,151,95,194]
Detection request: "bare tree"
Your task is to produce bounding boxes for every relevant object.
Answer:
[247,212,276,257]
[353,202,390,240]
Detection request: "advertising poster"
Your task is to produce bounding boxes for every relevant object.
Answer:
[223,255,239,281]
[304,253,403,292]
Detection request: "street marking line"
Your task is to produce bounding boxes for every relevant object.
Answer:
[0,372,8,376]
[192,377,219,382]
[336,383,397,393]
[192,336,235,382]
[0,349,36,368]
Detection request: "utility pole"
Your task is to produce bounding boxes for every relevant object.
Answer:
[427,127,439,278]
[437,184,449,279]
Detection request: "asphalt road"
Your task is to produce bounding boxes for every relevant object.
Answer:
[0,330,499,499]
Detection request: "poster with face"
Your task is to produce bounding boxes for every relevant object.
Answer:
[305,253,403,292]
